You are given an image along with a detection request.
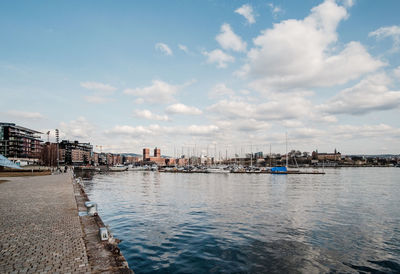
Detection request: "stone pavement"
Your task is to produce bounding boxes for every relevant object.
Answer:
[0,173,91,273]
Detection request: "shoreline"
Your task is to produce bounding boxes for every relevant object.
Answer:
[73,174,134,273]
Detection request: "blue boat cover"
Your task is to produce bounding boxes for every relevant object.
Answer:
[271,166,287,172]
[0,154,22,169]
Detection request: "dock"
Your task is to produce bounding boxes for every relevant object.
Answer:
[0,173,132,273]
[158,169,325,175]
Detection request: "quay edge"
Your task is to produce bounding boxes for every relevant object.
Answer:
[72,174,134,273]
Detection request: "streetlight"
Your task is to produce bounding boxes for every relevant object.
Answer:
[55,129,59,170]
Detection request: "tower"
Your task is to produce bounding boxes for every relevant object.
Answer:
[154,147,161,158]
[143,148,150,161]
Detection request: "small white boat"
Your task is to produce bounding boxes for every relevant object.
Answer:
[128,165,148,171]
[109,164,128,172]
[206,167,230,173]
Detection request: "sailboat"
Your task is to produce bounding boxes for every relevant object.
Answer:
[270,132,299,174]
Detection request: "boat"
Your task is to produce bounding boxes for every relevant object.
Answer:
[109,164,128,172]
[206,166,230,173]
[270,166,288,174]
[128,165,148,171]
[270,133,299,175]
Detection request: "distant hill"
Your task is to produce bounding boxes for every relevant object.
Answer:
[119,153,172,158]
[120,153,142,157]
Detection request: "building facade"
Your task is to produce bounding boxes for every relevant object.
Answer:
[123,155,140,164]
[0,123,42,160]
[312,149,341,161]
[59,140,92,165]
[143,147,166,166]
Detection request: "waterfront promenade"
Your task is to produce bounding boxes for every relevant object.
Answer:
[0,173,90,273]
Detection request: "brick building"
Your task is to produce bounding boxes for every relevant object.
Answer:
[59,140,92,165]
[123,155,140,164]
[143,147,166,166]
[312,149,341,161]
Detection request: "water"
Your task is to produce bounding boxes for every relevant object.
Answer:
[79,168,400,273]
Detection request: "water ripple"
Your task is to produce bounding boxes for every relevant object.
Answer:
[78,168,400,273]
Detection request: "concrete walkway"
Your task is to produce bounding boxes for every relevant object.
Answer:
[0,174,91,273]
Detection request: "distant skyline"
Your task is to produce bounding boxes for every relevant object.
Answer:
[1,0,400,155]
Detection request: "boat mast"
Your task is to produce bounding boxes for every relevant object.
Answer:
[285,132,288,168]
[250,144,253,167]
[269,144,272,167]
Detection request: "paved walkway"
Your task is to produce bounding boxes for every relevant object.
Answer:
[0,173,91,273]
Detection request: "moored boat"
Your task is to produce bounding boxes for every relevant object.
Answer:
[206,167,230,173]
[128,165,148,171]
[109,164,128,172]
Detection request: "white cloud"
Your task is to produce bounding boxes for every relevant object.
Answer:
[134,98,145,104]
[208,83,235,99]
[268,3,283,18]
[134,109,169,121]
[235,4,255,24]
[318,73,400,115]
[312,114,338,123]
[105,125,152,136]
[5,110,44,119]
[282,120,304,128]
[80,81,117,92]
[188,125,219,136]
[291,127,325,139]
[340,0,355,8]
[165,103,202,115]
[178,44,189,53]
[369,25,400,52]
[155,42,173,56]
[216,23,247,52]
[59,117,95,141]
[202,49,235,68]
[332,124,400,139]
[216,118,271,132]
[106,124,218,138]
[394,66,400,78]
[124,80,186,104]
[84,95,111,104]
[240,0,384,92]
[208,93,312,122]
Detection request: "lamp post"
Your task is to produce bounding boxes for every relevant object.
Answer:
[55,129,59,170]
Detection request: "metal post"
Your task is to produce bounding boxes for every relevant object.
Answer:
[55,129,59,170]
[270,144,272,167]
[286,132,288,168]
[250,144,253,167]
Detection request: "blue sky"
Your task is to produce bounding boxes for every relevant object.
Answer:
[1,0,400,156]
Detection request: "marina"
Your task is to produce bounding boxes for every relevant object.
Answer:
[79,167,400,273]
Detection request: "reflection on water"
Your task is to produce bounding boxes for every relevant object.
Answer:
[80,168,400,273]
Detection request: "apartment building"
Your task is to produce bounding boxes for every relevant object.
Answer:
[0,123,42,163]
[59,140,92,165]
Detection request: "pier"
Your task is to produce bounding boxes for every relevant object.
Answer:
[0,173,132,273]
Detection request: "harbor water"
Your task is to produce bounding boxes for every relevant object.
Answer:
[79,168,400,273]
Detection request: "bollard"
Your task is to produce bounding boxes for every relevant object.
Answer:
[85,202,98,216]
[99,227,109,241]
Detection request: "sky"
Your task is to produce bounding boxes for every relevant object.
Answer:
[1,0,400,156]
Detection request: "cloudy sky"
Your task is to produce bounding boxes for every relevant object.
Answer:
[1,0,400,156]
